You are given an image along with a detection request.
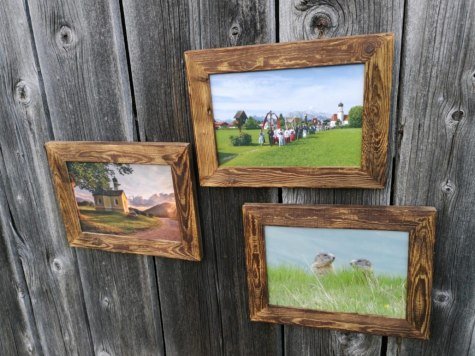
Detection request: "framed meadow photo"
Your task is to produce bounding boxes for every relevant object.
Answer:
[185,33,393,188]
[243,204,436,339]
[45,142,201,261]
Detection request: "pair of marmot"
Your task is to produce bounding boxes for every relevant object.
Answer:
[311,252,372,276]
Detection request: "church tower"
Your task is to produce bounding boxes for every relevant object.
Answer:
[337,102,344,122]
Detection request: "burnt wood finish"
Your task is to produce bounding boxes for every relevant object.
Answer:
[243,204,436,339]
[46,142,201,261]
[185,33,393,188]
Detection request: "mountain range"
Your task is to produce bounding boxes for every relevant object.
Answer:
[128,193,175,207]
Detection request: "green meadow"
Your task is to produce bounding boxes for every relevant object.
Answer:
[215,128,362,167]
[78,206,161,235]
[267,265,406,318]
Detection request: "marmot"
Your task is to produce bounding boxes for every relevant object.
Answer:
[311,252,335,276]
[350,259,374,279]
[350,258,373,271]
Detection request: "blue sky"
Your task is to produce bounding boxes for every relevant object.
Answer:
[72,164,174,201]
[210,63,365,121]
[265,226,409,277]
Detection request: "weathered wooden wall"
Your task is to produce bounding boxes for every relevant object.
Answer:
[0,0,473,355]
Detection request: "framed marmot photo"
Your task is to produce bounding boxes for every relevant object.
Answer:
[243,204,436,339]
[46,142,201,261]
[185,33,393,188]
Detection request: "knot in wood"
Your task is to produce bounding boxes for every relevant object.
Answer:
[229,23,241,45]
[433,290,452,306]
[14,81,32,107]
[311,13,332,38]
[102,296,111,308]
[441,180,455,195]
[451,110,464,121]
[334,331,364,345]
[97,350,111,356]
[51,258,63,273]
[364,42,376,55]
[56,25,76,50]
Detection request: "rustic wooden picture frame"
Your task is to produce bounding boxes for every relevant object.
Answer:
[185,33,393,188]
[45,142,202,261]
[243,204,436,339]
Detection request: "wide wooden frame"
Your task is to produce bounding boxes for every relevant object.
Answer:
[185,33,394,188]
[46,142,202,261]
[243,204,436,339]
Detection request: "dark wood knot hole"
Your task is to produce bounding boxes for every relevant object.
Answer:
[311,14,332,37]
[451,110,464,121]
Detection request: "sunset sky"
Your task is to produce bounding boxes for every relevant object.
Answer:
[210,63,364,121]
[73,164,174,202]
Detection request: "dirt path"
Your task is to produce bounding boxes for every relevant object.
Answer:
[132,218,180,241]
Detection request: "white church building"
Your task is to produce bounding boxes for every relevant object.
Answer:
[329,102,349,128]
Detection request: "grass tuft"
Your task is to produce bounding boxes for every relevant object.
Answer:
[268,265,406,318]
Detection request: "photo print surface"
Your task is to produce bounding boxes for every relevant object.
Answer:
[210,64,365,167]
[67,162,180,241]
[265,226,409,318]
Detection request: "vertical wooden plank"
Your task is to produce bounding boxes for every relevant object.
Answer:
[388,0,475,355]
[122,0,282,354]
[279,0,404,354]
[0,168,41,356]
[26,0,134,140]
[24,0,165,354]
[0,0,93,354]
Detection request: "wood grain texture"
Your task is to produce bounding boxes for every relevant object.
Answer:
[388,0,475,354]
[45,141,202,261]
[185,33,393,188]
[15,0,166,354]
[26,0,134,141]
[122,0,282,354]
[0,0,94,354]
[0,166,41,356]
[279,0,405,354]
[243,204,436,339]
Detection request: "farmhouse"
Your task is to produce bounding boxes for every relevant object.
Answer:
[214,120,229,129]
[92,177,129,213]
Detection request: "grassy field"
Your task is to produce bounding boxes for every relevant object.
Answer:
[215,128,362,167]
[267,265,406,318]
[78,206,161,235]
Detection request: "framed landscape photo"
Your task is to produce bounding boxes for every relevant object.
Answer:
[243,204,436,339]
[185,33,394,188]
[46,142,201,261]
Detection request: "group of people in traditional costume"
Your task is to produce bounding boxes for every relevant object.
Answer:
[258,124,315,147]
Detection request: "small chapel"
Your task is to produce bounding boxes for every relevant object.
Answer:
[92,177,129,213]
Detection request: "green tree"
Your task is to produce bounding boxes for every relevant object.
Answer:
[349,106,363,128]
[278,114,285,128]
[244,116,260,129]
[67,162,133,193]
